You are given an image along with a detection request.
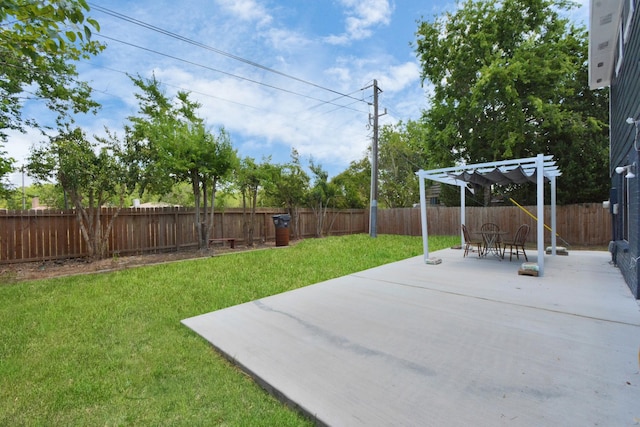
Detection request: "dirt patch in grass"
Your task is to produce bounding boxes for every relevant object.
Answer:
[0,240,299,283]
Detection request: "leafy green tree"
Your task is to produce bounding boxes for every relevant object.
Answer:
[126,76,238,249]
[0,180,35,210]
[331,157,370,209]
[153,182,196,207]
[236,156,272,246]
[332,119,430,210]
[378,120,429,207]
[199,129,237,246]
[263,149,310,239]
[307,161,338,237]
[31,182,67,209]
[0,149,12,199]
[414,0,609,205]
[28,127,130,259]
[0,188,18,209]
[125,75,177,196]
[1,0,104,190]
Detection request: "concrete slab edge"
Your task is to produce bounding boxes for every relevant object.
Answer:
[180,319,326,426]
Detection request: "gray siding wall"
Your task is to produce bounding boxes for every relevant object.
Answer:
[610,0,640,297]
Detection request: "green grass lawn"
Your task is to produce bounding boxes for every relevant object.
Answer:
[0,234,458,426]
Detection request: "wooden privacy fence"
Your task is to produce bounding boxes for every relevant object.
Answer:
[0,204,609,264]
[0,208,367,264]
[376,203,611,247]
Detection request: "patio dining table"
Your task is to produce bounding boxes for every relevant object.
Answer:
[475,230,509,259]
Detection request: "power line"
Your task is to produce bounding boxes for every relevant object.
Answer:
[88,3,366,104]
[80,62,369,138]
[306,89,371,113]
[82,60,261,111]
[94,33,367,115]
[82,59,370,121]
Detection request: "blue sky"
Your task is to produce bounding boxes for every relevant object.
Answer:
[5,0,589,187]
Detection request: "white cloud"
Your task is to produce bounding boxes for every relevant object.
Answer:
[325,0,393,45]
[325,67,353,84]
[381,62,421,92]
[344,0,392,36]
[214,0,273,27]
[323,33,350,46]
[263,28,312,52]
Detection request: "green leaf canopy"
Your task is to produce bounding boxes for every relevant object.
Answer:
[414,0,609,205]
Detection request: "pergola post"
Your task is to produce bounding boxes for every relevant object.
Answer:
[419,173,429,263]
[536,153,545,276]
[460,183,466,247]
[551,176,557,255]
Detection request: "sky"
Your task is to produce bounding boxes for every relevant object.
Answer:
[5,0,590,187]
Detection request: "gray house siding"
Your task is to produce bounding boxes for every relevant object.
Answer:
[608,0,640,298]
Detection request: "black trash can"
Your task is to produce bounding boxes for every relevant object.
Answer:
[272,214,291,247]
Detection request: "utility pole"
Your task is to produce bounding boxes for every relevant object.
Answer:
[369,79,386,238]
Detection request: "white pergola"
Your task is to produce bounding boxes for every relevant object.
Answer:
[416,154,562,276]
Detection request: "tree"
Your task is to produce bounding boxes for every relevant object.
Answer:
[0,148,12,199]
[31,182,67,209]
[307,161,338,237]
[332,119,431,210]
[1,0,104,189]
[154,182,197,207]
[331,157,370,209]
[414,0,609,205]
[28,127,130,259]
[126,76,237,249]
[378,120,429,208]
[262,149,310,239]
[236,156,272,246]
[0,178,40,209]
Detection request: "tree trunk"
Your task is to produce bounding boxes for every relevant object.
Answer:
[99,207,122,259]
[313,201,325,238]
[192,174,206,249]
[209,177,218,243]
[201,180,210,250]
[483,186,491,207]
[241,192,249,244]
[248,187,257,246]
[70,189,97,259]
[288,206,299,239]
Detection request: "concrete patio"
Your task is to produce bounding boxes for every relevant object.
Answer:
[182,248,640,426]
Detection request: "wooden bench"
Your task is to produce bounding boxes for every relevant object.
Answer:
[208,238,236,249]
